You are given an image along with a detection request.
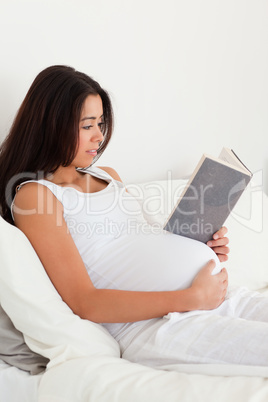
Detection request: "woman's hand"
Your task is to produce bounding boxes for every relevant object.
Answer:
[190,260,228,310]
[207,226,229,262]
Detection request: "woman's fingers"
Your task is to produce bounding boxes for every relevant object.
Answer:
[217,254,229,262]
[207,237,229,247]
[220,267,228,281]
[211,246,230,255]
[207,227,230,262]
[213,226,228,239]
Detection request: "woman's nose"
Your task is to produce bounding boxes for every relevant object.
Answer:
[93,125,104,142]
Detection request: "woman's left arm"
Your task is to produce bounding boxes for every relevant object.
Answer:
[207,226,229,262]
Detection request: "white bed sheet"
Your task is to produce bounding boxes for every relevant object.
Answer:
[2,356,268,402]
[38,356,268,402]
[0,358,41,402]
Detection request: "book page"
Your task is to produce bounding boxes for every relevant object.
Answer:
[219,147,251,175]
[219,148,245,170]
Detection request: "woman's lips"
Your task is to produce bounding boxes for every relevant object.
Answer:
[86,149,98,156]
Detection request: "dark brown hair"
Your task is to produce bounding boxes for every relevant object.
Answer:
[0,65,113,224]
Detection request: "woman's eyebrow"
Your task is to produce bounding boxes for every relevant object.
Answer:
[80,114,103,122]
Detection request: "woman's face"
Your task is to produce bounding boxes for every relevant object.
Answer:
[72,94,104,168]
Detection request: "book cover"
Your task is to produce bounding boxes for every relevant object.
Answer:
[163,152,252,243]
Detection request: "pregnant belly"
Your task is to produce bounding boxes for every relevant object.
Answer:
[85,230,221,292]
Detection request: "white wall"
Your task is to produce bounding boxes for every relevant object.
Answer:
[1,0,267,191]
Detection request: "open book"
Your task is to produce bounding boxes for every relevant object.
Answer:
[163,148,253,243]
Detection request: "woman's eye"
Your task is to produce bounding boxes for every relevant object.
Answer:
[82,123,104,130]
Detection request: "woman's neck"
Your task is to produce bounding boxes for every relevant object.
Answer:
[46,165,86,185]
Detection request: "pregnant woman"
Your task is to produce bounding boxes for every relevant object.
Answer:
[1,65,267,368]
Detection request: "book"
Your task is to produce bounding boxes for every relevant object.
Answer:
[163,147,253,243]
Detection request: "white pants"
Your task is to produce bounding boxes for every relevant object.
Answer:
[119,287,268,368]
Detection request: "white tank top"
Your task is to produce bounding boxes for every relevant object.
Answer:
[12,166,220,340]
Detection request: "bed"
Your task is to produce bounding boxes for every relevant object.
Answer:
[1,177,268,402]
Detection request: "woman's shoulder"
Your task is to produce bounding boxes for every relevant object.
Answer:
[13,181,63,222]
[14,181,56,201]
[14,181,46,202]
[96,166,123,183]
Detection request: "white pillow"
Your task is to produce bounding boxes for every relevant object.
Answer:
[0,216,120,369]
[129,178,268,290]
[224,181,268,290]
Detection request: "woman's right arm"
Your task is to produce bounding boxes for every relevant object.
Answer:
[13,183,228,324]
